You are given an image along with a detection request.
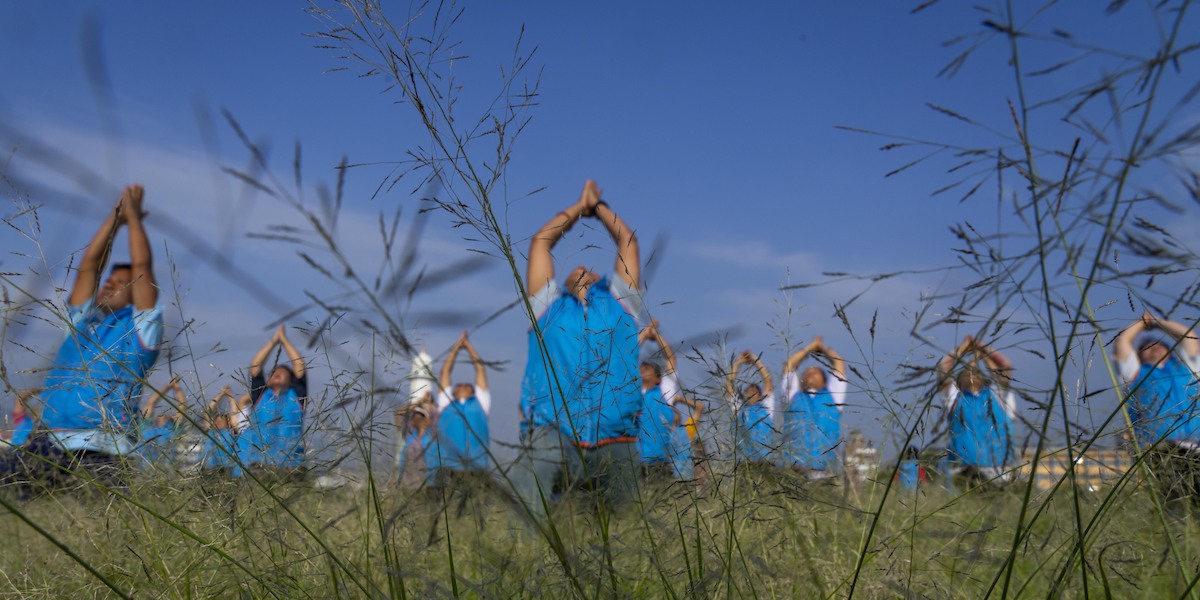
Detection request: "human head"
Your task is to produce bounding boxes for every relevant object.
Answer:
[1138,338,1170,367]
[564,266,601,301]
[453,382,475,400]
[956,367,986,395]
[640,361,662,388]
[743,383,763,405]
[268,365,295,391]
[801,366,827,391]
[96,263,134,313]
[409,405,429,431]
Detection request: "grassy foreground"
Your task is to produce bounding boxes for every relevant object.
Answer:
[2,467,1197,599]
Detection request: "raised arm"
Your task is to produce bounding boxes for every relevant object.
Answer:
[1113,317,1146,363]
[277,326,307,380]
[141,375,179,420]
[751,352,774,397]
[249,327,281,379]
[168,377,187,425]
[461,335,488,392]
[974,340,1013,387]
[526,181,597,293]
[651,325,678,375]
[203,385,231,429]
[121,185,157,310]
[938,336,976,390]
[592,194,640,289]
[822,343,847,381]
[68,189,126,307]
[784,337,822,374]
[439,334,466,393]
[725,351,748,399]
[1148,312,1200,358]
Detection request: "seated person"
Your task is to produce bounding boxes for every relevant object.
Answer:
[780,336,847,479]
[725,350,776,466]
[432,332,491,482]
[236,325,308,478]
[938,335,1015,487]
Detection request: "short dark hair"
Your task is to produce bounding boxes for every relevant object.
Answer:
[1138,338,1168,354]
[272,364,296,382]
[110,262,132,274]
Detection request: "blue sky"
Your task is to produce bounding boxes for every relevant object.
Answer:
[1,1,1198,465]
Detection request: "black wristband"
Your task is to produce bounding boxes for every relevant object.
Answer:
[594,199,609,213]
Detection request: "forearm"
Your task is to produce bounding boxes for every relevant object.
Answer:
[125,211,157,309]
[69,210,122,306]
[755,360,774,395]
[1160,319,1200,356]
[654,331,677,373]
[279,335,307,378]
[1114,322,1145,361]
[594,203,639,286]
[527,204,585,290]
[439,348,458,391]
[250,339,277,377]
[826,349,846,380]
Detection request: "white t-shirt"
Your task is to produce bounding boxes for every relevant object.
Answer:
[528,275,647,324]
[781,371,848,418]
[643,373,679,404]
[943,382,1016,420]
[437,387,492,415]
[1117,352,1200,385]
[730,391,775,420]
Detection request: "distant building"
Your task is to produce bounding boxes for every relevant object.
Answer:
[1014,447,1134,491]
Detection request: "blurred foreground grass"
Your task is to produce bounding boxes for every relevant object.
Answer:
[1,468,1196,599]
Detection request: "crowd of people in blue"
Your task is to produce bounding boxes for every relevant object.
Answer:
[2,180,1199,513]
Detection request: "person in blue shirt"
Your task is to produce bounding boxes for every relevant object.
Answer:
[1114,311,1200,502]
[1,184,163,496]
[432,331,492,484]
[138,375,186,470]
[196,385,246,474]
[509,179,646,521]
[637,320,699,481]
[780,336,847,480]
[725,350,776,468]
[235,325,308,481]
[938,335,1016,489]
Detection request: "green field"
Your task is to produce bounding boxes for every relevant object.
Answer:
[3,467,1198,599]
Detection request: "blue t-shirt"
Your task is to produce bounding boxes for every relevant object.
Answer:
[520,276,646,446]
[40,300,163,454]
[780,388,841,471]
[947,386,1012,469]
[1127,357,1200,444]
[639,385,675,464]
[9,415,32,446]
[735,396,775,464]
[434,395,490,471]
[236,372,307,470]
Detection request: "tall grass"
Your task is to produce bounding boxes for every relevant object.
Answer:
[2,0,1200,598]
